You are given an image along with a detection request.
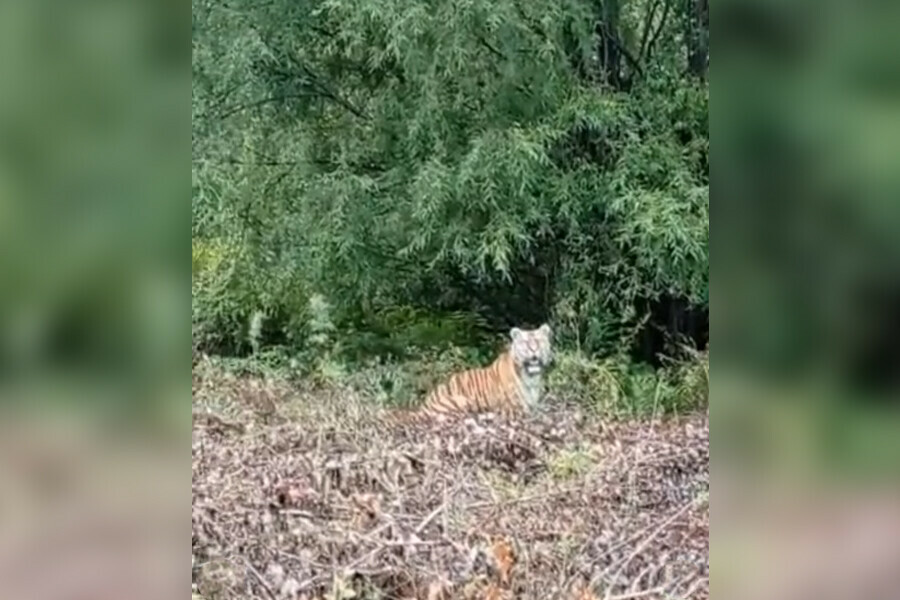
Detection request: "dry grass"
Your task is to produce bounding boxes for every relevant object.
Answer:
[192,358,708,600]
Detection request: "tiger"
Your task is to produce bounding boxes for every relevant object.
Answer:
[388,324,553,424]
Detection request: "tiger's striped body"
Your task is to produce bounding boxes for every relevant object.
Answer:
[389,324,553,424]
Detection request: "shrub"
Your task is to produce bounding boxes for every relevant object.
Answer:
[550,346,708,417]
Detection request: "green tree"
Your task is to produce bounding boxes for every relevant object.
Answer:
[192,0,708,359]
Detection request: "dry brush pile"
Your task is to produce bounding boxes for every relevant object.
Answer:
[192,363,709,600]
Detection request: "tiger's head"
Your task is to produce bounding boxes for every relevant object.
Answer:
[509,324,553,376]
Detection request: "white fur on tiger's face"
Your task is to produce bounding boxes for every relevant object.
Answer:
[510,323,553,377]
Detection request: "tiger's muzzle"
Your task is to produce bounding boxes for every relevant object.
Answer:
[523,359,545,376]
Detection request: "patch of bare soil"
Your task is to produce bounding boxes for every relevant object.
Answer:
[192,364,708,599]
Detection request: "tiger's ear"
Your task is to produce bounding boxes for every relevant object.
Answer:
[539,323,552,337]
[510,327,523,341]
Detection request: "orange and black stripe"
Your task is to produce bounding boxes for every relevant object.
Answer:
[386,350,527,425]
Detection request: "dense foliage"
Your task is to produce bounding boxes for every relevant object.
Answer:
[192,0,709,366]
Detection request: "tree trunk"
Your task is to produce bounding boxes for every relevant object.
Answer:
[686,0,709,79]
[596,0,625,90]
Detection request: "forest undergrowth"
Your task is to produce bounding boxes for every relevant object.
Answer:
[191,353,709,600]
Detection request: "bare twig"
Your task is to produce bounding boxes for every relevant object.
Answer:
[293,545,389,594]
[606,587,666,600]
[677,576,709,599]
[414,501,449,534]
[243,557,277,600]
[603,500,695,599]
[462,486,580,510]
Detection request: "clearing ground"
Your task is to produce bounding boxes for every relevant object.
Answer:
[192,362,709,600]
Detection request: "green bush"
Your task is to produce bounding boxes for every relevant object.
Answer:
[550,347,708,417]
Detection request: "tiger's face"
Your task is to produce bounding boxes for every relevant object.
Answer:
[509,324,553,376]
